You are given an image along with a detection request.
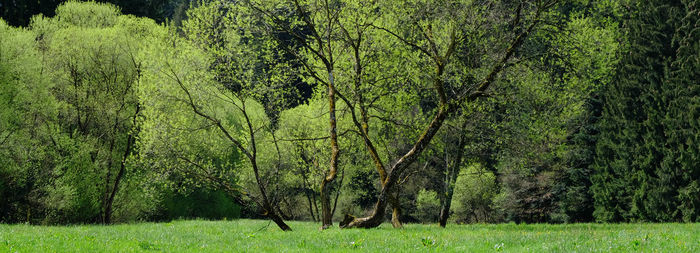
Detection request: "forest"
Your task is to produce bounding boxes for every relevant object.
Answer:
[0,0,698,233]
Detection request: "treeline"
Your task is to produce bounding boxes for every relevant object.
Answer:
[0,0,698,229]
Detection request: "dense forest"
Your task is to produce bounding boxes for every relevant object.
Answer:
[0,0,698,231]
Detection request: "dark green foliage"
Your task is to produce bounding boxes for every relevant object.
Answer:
[0,0,62,26]
[593,0,699,222]
[666,0,700,222]
[157,188,241,221]
[553,94,602,223]
[347,169,379,209]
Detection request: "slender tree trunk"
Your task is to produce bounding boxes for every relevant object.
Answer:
[320,70,340,229]
[313,190,320,221]
[320,179,333,229]
[438,189,454,227]
[303,176,317,221]
[438,161,454,227]
[251,157,291,231]
[244,103,292,231]
[103,104,140,224]
[331,165,344,218]
[439,118,468,227]
[173,67,292,231]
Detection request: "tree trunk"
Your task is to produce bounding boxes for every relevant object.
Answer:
[241,101,292,232]
[320,178,334,229]
[389,188,403,228]
[268,211,292,231]
[174,66,293,231]
[342,102,449,229]
[320,70,340,229]
[103,104,140,224]
[438,190,454,227]
[303,179,317,221]
[313,191,320,221]
[439,118,468,227]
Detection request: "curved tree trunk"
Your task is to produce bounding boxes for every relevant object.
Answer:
[342,103,449,229]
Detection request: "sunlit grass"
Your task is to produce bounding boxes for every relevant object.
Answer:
[1,219,698,252]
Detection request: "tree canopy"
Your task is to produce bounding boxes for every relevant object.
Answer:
[1,0,698,230]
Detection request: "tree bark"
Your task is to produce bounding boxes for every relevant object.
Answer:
[389,188,403,228]
[320,69,340,229]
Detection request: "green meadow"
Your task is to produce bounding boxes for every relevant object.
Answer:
[1,220,698,252]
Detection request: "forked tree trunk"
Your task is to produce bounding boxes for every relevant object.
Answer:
[341,2,545,228]
[341,103,450,229]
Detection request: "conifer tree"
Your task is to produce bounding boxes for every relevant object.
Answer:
[593,0,700,222]
[665,0,700,222]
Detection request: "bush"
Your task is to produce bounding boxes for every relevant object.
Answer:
[451,165,499,223]
[415,189,440,223]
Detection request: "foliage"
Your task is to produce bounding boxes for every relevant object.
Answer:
[451,165,499,223]
[592,0,699,222]
[0,0,698,228]
[0,19,57,223]
[415,189,440,223]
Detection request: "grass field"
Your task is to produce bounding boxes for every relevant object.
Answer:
[1,219,698,252]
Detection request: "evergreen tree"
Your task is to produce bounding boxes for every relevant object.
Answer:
[665,0,700,222]
[593,0,699,222]
[555,94,602,222]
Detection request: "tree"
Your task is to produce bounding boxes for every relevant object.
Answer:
[0,19,57,223]
[140,0,298,230]
[329,0,556,228]
[592,0,699,222]
[24,1,161,224]
[667,0,699,222]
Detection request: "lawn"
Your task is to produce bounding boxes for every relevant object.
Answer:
[1,219,698,252]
